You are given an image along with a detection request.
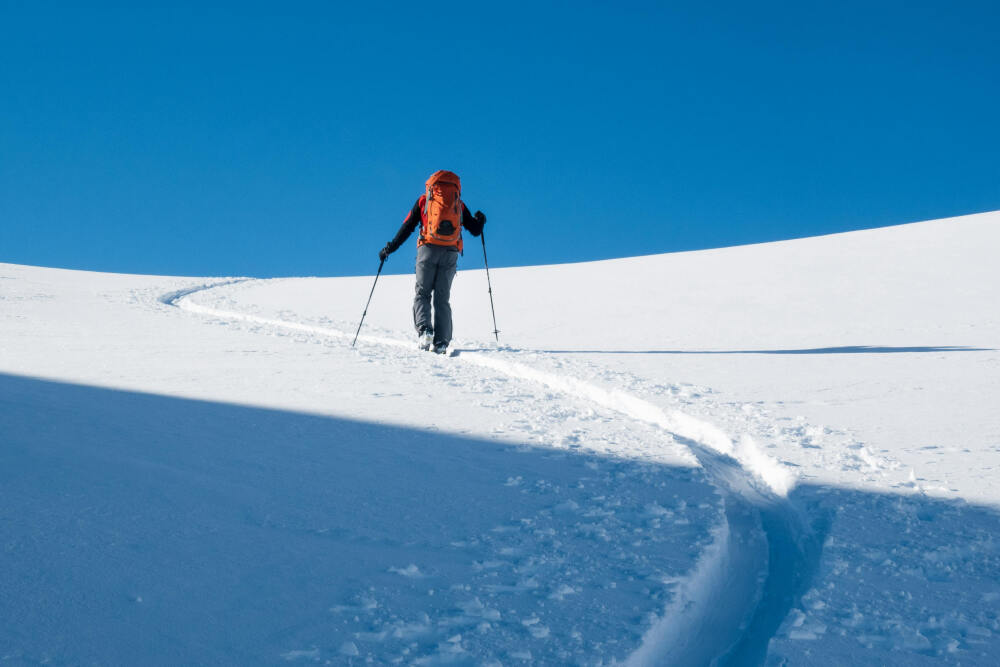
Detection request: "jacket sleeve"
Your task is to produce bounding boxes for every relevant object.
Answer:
[461,203,483,237]
[386,198,423,253]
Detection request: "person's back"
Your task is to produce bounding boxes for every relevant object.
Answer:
[379,170,486,354]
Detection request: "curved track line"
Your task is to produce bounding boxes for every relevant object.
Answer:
[627,494,765,666]
[159,279,252,307]
[163,279,822,666]
[632,440,827,666]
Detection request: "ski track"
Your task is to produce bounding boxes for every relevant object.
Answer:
[163,278,824,666]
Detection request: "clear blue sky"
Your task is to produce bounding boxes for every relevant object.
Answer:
[2,1,998,277]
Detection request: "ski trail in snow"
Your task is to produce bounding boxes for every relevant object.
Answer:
[163,279,822,666]
[166,282,792,496]
[626,493,765,666]
[454,350,795,497]
[158,278,252,306]
[629,437,827,667]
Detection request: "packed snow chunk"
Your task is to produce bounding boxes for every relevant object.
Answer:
[457,598,502,621]
[282,648,321,661]
[389,564,424,578]
[642,502,673,518]
[548,584,579,600]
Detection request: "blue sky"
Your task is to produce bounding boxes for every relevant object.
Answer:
[2,1,998,277]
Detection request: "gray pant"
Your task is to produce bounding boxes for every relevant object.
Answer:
[413,244,458,347]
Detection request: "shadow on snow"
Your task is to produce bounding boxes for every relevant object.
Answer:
[0,372,713,665]
[2,373,998,665]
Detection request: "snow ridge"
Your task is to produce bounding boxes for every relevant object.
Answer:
[166,280,821,665]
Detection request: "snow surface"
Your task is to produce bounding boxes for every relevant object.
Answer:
[2,210,999,664]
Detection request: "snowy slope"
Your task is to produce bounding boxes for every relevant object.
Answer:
[2,210,999,665]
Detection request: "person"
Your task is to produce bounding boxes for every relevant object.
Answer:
[379,170,486,354]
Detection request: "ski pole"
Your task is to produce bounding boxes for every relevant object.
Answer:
[480,231,500,342]
[352,258,385,347]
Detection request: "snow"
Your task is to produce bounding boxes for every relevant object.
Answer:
[1,210,999,664]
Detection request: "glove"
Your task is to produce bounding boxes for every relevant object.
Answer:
[378,244,392,261]
[474,210,486,227]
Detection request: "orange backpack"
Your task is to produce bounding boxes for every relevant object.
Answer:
[421,170,463,252]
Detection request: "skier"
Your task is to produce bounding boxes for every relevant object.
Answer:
[378,170,486,354]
